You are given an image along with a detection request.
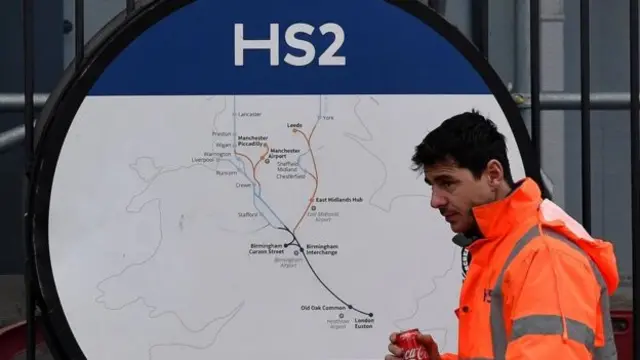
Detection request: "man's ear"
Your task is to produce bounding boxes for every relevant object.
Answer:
[485,159,504,187]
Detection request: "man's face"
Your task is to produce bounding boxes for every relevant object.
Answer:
[424,161,496,234]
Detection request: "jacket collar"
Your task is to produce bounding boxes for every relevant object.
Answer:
[469,177,543,241]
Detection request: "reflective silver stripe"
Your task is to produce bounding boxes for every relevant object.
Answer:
[511,314,595,350]
[545,230,618,360]
[490,226,539,360]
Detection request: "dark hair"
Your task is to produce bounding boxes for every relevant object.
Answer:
[411,109,515,185]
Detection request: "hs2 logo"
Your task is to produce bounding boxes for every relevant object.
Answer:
[234,23,346,66]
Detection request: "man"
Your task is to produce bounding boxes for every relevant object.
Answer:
[385,110,619,360]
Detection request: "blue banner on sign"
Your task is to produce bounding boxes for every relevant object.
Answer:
[90,0,490,96]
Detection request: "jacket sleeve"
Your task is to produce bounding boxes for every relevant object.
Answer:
[503,238,601,359]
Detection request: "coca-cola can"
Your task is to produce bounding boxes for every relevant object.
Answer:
[396,328,429,360]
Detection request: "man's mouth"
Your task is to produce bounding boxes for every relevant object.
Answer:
[443,212,458,221]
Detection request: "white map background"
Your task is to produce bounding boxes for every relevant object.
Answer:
[48,94,526,360]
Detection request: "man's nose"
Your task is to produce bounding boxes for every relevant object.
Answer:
[430,190,447,209]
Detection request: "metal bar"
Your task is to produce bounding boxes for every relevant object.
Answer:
[580,0,591,232]
[6,91,640,114]
[74,0,84,69]
[470,0,489,58]
[514,0,532,156]
[426,0,446,15]
[15,91,640,115]
[0,126,25,154]
[126,0,135,15]
[629,0,640,355]
[21,0,36,357]
[529,0,541,167]
[512,92,640,110]
[0,93,48,112]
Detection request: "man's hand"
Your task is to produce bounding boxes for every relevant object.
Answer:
[385,331,442,360]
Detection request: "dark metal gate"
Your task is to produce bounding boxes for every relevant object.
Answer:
[1,0,639,359]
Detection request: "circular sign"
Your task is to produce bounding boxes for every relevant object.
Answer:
[31,0,542,359]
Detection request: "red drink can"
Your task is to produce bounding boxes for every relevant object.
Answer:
[396,328,429,360]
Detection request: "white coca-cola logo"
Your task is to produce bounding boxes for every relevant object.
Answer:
[403,347,428,360]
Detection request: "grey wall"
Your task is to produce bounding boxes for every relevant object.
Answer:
[0,0,64,274]
[444,0,634,305]
[488,0,567,206]
[486,0,634,307]
[563,0,634,293]
[63,0,126,66]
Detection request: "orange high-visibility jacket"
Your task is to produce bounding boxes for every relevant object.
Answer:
[441,177,619,360]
